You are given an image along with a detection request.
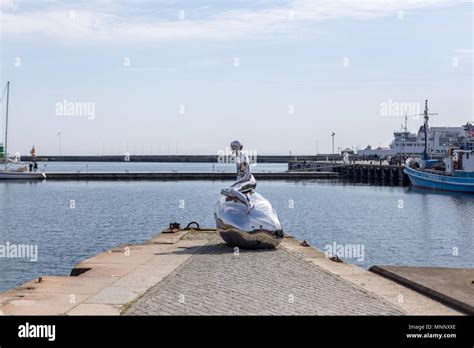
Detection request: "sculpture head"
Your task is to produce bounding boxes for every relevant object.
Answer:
[230,140,243,154]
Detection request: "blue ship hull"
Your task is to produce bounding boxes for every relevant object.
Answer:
[404,166,474,193]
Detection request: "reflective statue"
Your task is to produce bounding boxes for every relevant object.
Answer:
[214,140,284,249]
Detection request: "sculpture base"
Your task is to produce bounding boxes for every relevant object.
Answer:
[214,192,283,250]
[218,228,283,249]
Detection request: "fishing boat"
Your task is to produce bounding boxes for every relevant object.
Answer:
[403,100,474,193]
[0,82,46,180]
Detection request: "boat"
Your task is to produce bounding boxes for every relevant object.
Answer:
[358,114,465,159]
[0,81,46,180]
[404,152,474,193]
[403,100,474,193]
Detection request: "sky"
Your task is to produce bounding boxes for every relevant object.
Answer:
[0,0,472,156]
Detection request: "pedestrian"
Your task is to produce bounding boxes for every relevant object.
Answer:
[33,162,38,172]
[29,162,33,172]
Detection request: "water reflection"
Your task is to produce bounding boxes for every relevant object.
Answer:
[0,179,472,293]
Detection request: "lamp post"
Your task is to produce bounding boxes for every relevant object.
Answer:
[331,132,335,155]
[57,131,62,158]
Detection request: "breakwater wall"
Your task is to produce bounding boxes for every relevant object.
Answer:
[22,154,344,163]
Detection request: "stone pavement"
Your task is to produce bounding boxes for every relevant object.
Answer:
[0,228,460,315]
[125,241,403,315]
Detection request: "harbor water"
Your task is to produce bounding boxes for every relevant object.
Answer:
[0,164,473,292]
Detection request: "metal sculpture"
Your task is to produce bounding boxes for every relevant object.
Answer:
[214,140,283,249]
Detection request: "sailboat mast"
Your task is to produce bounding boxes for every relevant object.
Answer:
[4,81,9,169]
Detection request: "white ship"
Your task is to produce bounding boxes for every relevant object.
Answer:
[358,115,465,158]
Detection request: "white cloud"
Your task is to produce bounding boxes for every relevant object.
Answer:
[0,0,17,9]
[0,0,466,43]
[455,48,474,54]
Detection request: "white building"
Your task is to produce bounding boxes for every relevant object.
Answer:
[357,145,396,158]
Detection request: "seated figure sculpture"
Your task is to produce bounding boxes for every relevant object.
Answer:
[214,140,284,249]
[220,140,257,213]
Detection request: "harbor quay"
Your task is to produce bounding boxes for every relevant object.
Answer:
[0,226,465,316]
[44,171,338,181]
[24,163,408,186]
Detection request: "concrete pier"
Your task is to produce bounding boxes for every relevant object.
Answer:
[0,227,461,316]
[370,266,474,315]
[44,171,338,181]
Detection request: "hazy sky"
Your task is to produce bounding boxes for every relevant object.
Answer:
[0,0,472,156]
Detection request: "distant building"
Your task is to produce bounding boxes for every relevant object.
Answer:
[340,147,354,155]
[357,145,395,158]
[462,123,474,151]
[357,125,466,158]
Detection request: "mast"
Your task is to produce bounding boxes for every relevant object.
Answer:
[400,115,408,156]
[423,100,428,160]
[421,99,437,160]
[4,81,9,169]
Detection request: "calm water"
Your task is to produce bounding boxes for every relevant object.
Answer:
[0,178,473,292]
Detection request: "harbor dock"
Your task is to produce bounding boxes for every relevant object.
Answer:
[288,161,410,186]
[0,226,466,316]
[333,163,409,186]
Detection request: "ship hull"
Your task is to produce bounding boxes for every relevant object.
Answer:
[404,166,474,193]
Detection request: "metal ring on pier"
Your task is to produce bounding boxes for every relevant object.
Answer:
[185,221,200,230]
